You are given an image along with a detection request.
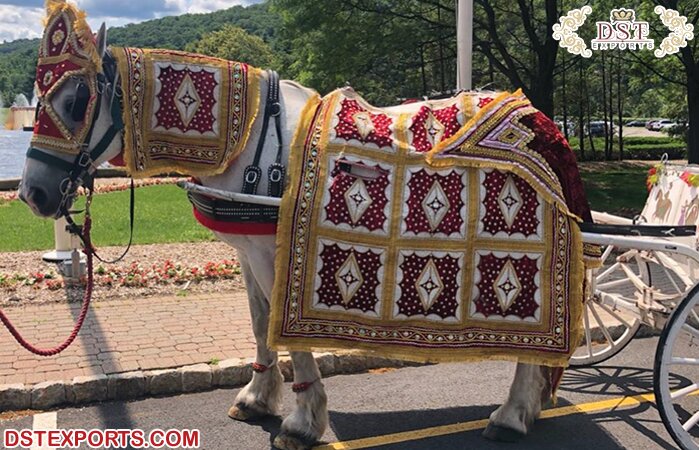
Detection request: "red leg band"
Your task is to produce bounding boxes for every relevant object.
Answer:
[252,362,269,373]
[292,379,317,393]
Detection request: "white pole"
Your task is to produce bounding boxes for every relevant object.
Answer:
[42,217,74,262]
[456,0,473,91]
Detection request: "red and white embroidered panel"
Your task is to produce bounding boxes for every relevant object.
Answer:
[152,62,222,137]
[331,97,396,151]
[320,155,394,236]
[401,167,468,239]
[312,239,386,318]
[470,250,542,323]
[408,104,463,153]
[478,169,543,241]
[394,250,464,323]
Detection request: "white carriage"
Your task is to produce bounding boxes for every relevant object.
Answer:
[572,159,699,449]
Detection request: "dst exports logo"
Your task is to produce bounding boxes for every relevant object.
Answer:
[591,8,654,51]
[553,6,694,58]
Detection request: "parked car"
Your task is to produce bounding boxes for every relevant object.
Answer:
[646,119,662,130]
[651,119,675,131]
[658,121,679,131]
[554,119,576,136]
[586,121,615,137]
[626,120,646,127]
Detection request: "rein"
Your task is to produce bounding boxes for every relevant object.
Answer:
[1,52,132,356]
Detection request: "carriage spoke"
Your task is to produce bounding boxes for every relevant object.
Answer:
[595,301,634,329]
[682,410,699,432]
[596,261,622,284]
[583,304,593,357]
[671,383,699,400]
[671,357,699,365]
[682,323,699,341]
[654,251,695,289]
[600,245,614,264]
[589,302,615,348]
[619,263,650,291]
[596,278,635,290]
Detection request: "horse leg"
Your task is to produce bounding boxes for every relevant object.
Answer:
[273,351,328,450]
[228,254,284,421]
[483,363,552,442]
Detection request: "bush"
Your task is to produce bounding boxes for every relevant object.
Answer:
[568,135,686,160]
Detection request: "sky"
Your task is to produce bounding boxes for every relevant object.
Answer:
[0,0,262,43]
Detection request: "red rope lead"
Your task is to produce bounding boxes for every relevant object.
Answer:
[0,217,94,357]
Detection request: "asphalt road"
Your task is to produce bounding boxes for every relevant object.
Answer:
[0,335,694,450]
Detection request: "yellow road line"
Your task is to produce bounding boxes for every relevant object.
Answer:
[315,392,660,450]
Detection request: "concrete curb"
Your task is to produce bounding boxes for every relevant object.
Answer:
[0,353,412,412]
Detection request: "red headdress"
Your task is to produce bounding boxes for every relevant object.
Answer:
[32,0,102,154]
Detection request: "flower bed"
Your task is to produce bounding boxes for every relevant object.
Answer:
[0,259,241,292]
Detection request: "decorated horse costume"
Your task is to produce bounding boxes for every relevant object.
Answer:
[19,2,598,448]
[111,49,594,366]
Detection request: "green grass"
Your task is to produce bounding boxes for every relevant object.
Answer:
[0,185,215,252]
[579,167,648,216]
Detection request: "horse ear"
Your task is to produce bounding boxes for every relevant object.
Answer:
[96,22,107,57]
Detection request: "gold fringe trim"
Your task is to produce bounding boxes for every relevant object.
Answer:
[269,93,323,353]
[111,47,136,177]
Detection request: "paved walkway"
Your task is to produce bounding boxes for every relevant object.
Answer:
[0,292,255,386]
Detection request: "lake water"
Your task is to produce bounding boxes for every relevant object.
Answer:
[0,130,32,179]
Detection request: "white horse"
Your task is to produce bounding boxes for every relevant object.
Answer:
[20,24,554,450]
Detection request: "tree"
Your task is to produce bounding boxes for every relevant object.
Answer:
[185,25,278,69]
[473,0,560,117]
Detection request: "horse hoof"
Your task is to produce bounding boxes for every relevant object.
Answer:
[482,423,525,442]
[273,432,316,450]
[227,403,268,422]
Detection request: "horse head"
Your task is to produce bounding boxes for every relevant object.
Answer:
[19,0,122,218]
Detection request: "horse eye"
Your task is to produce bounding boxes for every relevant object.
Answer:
[64,98,75,114]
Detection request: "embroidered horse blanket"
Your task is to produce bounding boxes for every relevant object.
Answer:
[113,47,261,177]
[270,89,591,367]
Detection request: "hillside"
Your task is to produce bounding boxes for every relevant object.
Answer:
[0,2,280,102]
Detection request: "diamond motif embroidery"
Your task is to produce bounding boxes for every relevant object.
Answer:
[335,253,364,304]
[494,260,522,313]
[352,111,375,139]
[421,181,451,230]
[175,73,201,127]
[415,259,444,312]
[498,175,522,227]
[424,111,446,147]
[344,178,373,223]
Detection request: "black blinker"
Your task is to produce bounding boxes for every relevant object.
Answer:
[71,82,90,122]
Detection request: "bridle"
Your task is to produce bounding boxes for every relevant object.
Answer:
[25,51,134,263]
[26,51,125,223]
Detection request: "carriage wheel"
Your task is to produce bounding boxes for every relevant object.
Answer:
[654,283,699,450]
[569,246,644,367]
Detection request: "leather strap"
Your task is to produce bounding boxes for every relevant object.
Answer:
[242,71,284,196]
[187,191,278,223]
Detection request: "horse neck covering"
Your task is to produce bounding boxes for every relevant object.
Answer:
[32,0,102,154]
[269,88,593,369]
[112,47,262,178]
